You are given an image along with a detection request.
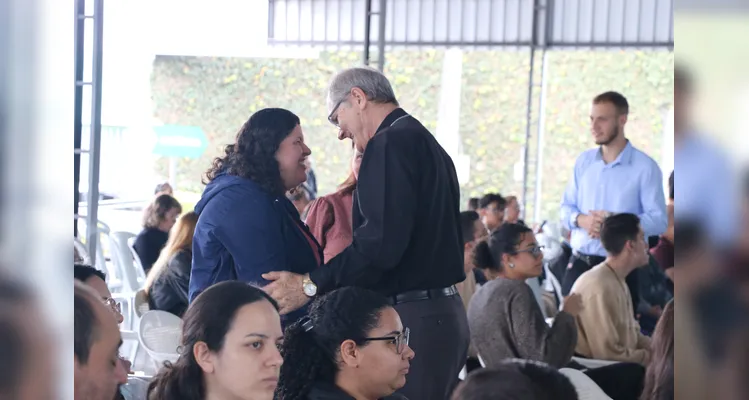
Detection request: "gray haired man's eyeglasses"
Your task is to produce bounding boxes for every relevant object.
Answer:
[328,98,345,127]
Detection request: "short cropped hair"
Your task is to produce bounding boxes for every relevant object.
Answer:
[467,197,479,211]
[478,193,506,210]
[600,213,641,256]
[74,282,101,364]
[593,91,629,115]
[74,264,106,283]
[328,67,399,107]
[452,360,577,400]
[460,211,480,244]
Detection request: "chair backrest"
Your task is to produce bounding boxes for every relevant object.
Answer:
[525,277,547,317]
[109,231,142,293]
[127,236,147,282]
[134,289,150,318]
[559,368,613,400]
[138,310,182,365]
[544,262,564,309]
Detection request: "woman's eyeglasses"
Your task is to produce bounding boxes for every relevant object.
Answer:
[104,297,121,314]
[360,327,410,354]
[514,245,545,258]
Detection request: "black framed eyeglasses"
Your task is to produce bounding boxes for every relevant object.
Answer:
[514,245,545,258]
[360,327,410,354]
[327,97,345,127]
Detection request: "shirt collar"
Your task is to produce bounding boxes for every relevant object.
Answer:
[375,107,408,134]
[596,140,634,166]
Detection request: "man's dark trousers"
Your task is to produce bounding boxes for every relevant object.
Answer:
[394,294,469,400]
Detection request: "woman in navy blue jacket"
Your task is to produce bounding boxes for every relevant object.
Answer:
[189,108,322,325]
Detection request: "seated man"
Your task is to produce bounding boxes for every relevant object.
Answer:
[571,213,651,366]
[74,282,128,400]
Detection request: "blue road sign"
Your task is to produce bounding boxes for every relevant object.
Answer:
[152,125,208,159]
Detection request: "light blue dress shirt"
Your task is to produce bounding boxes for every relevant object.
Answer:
[561,141,668,257]
[674,133,738,245]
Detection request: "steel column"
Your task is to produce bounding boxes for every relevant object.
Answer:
[85,0,104,263]
[73,0,85,236]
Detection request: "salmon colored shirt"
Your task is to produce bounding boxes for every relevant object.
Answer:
[304,189,354,264]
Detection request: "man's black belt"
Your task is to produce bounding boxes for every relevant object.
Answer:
[391,285,458,305]
[572,251,605,267]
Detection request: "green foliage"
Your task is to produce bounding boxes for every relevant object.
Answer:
[150,49,673,223]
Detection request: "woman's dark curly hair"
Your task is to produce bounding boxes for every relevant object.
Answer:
[473,223,533,272]
[147,281,279,400]
[142,194,182,229]
[204,108,301,195]
[276,287,392,400]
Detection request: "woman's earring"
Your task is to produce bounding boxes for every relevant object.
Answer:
[509,263,515,269]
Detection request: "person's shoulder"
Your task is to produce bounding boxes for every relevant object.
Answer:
[628,143,661,169]
[574,148,600,168]
[572,264,609,292]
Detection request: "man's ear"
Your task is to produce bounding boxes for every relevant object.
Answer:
[193,342,215,374]
[618,113,628,126]
[351,87,368,110]
[339,339,360,368]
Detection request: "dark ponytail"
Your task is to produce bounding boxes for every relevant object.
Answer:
[147,281,279,400]
[276,287,392,400]
[472,223,533,273]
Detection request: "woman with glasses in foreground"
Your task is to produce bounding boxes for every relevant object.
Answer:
[277,287,414,400]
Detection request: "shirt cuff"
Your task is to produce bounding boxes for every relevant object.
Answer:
[569,212,581,229]
[308,267,332,295]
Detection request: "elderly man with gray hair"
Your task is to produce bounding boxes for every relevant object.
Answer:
[264,66,469,399]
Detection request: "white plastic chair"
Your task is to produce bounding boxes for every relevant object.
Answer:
[120,330,141,369]
[559,368,613,400]
[138,310,182,370]
[544,262,564,310]
[109,231,145,330]
[127,236,147,278]
[134,289,150,318]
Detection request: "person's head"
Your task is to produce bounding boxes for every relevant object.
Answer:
[600,213,649,268]
[74,264,123,324]
[338,146,365,195]
[326,67,399,152]
[674,64,693,136]
[145,211,199,295]
[461,211,488,272]
[0,275,54,400]
[143,194,182,232]
[591,91,629,146]
[641,300,674,400]
[451,360,578,400]
[277,287,414,400]
[472,223,543,281]
[204,108,311,195]
[155,182,174,196]
[147,281,283,400]
[504,196,521,224]
[74,282,128,400]
[467,197,479,211]
[478,193,506,231]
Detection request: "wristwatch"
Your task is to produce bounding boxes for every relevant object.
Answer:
[302,275,318,297]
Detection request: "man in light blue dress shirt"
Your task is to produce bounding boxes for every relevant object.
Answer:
[560,91,668,311]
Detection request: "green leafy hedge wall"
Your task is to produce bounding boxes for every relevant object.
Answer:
[150,49,673,222]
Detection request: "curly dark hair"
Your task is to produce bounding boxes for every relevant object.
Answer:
[142,194,182,229]
[473,223,533,273]
[147,281,279,400]
[204,108,301,196]
[276,287,392,400]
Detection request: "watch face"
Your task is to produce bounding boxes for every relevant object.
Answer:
[303,283,317,297]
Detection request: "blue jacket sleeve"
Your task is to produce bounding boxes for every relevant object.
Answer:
[213,191,287,286]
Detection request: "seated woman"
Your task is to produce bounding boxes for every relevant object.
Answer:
[147,281,283,400]
[190,108,322,325]
[305,146,363,263]
[469,223,644,400]
[467,223,582,369]
[277,287,414,400]
[134,194,182,274]
[145,211,198,317]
